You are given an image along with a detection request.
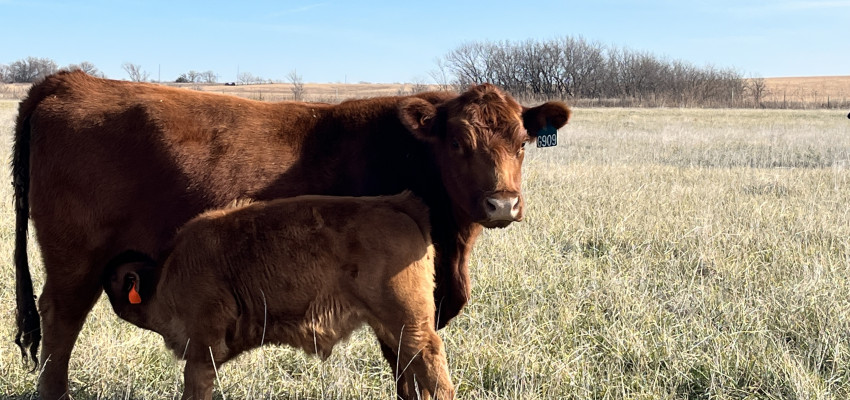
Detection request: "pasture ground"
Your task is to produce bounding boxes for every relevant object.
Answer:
[1,99,849,399]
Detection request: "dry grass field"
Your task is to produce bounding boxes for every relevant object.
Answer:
[0,84,29,100]
[4,75,850,108]
[1,97,850,399]
[133,75,850,108]
[191,82,439,103]
[763,76,850,108]
[0,81,436,102]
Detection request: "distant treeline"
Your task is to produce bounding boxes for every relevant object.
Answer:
[0,57,106,83]
[4,45,847,109]
[435,36,789,108]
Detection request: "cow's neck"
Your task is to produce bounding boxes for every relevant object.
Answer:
[303,97,482,327]
[329,97,441,197]
[332,98,485,327]
[253,98,424,200]
[430,211,483,328]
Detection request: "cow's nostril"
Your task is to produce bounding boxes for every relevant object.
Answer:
[486,199,498,212]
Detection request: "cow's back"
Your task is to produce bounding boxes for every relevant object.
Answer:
[24,71,331,263]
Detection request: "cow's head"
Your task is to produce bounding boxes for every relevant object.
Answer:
[400,84,571,228]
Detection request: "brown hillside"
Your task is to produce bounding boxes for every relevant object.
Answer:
[763,76,850,106]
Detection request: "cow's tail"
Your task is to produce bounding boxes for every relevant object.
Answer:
[11,71,79,369]
[12,100,40,370]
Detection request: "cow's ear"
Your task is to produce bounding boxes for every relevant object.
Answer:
[399,98,438,141]
[522,101,571,138]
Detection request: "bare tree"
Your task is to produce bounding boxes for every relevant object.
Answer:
[175,70,217,84]
[745,76,769,107]
[0,64,10,83]
[238,71,262,85]
[186,70,201,83]
[200,70,218,84]
[443,42,490,87]
[5,57,58,82]
[287,69,304,101]
[429,58,453,92]
[122,62,150,82]
[67,61,105,78]
[436,36,747,106]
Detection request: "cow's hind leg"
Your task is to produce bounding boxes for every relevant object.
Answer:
[36,261,104,399]
[182,359,216,400]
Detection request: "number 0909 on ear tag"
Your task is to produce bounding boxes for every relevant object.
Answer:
[536,124,558,148]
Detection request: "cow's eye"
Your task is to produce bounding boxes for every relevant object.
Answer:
[450,139,460,150]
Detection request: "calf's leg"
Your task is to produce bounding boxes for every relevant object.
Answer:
[379,340,412,400]
[370,259,454,399]
[374,320,454,400]
[403,323,453,400]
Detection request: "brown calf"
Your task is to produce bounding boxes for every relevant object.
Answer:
[103,192,453,400]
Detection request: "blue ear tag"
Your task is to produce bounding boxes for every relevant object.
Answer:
[536,124,557,148]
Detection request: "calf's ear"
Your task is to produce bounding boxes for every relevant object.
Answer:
[104,250,156,305]
[124,271,142,304]
[522,101,572,137]
[399,98,438,141]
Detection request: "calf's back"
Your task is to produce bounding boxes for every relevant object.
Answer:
[107,192,434,361]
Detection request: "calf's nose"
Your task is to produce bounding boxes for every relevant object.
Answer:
[485,196,520,221]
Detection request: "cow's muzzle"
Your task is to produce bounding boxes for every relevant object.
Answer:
[481,192,522,228]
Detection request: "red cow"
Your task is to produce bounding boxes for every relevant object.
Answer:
[12,71,570,398]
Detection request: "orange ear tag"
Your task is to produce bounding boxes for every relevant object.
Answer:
[128,280,142,304]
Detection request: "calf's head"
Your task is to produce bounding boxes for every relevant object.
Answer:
[103,250,158,310]
[400,84,571,228]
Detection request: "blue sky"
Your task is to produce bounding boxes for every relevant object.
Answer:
[2,0,848,83]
